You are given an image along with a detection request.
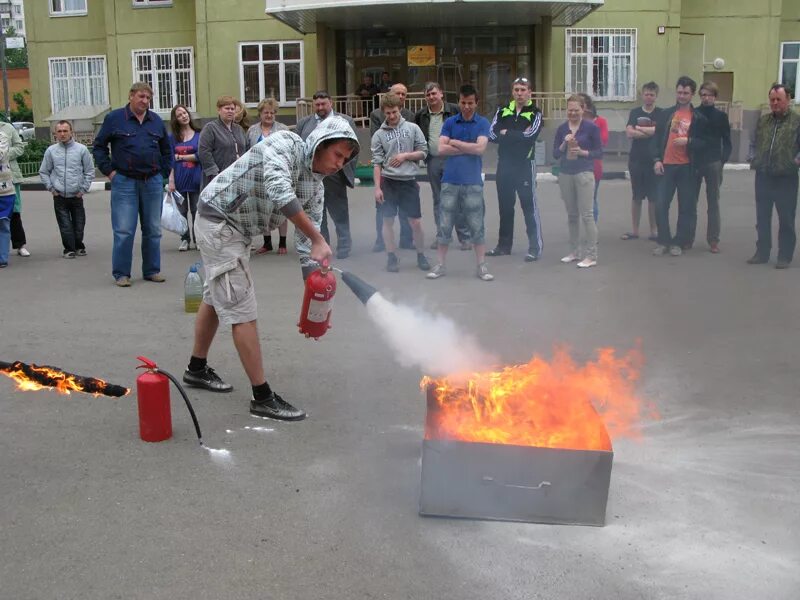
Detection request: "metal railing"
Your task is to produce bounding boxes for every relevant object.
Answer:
[296,92,429,127]
[18,161,40,178]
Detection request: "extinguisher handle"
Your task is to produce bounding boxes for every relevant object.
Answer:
[319,258,331,274]
[136,355,159,370]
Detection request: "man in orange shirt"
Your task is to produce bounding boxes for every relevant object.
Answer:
[651,76,707,256]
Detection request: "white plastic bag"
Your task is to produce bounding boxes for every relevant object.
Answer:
[161,191,188,236]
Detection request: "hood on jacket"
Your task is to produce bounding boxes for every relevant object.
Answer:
[304,115,360,172]
[380,116,406,131]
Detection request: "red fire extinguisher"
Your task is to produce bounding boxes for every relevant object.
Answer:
[298,259,337,340]
[136,356,172,442]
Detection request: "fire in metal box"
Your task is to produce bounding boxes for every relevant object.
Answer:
[419,386,614,526]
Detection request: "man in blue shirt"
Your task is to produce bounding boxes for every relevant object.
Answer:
[93,82,173,287]
[426,84,494,281]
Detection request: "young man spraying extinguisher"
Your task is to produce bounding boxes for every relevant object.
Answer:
[182,116,359,421]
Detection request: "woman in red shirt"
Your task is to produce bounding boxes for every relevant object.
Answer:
[579,94,608,223]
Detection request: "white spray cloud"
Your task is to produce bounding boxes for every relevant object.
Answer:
[365,293,497,376]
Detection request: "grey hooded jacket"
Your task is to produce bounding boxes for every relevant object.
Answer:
[370,117,428,180]
[39,139,95,197]
[199,115,359,266]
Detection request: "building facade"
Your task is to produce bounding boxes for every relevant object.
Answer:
[23,0,800,157]
[3,0,26,37]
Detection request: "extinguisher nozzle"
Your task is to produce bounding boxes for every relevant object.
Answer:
[341,271,378,305]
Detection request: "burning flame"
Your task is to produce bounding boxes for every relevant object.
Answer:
[1,363,128,397]
[421,347,653,451]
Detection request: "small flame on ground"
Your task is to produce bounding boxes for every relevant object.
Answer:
[422,346,657,451]
[242,426,274,433]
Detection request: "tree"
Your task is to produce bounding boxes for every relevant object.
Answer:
[3,26,27,69]
[10,90,32,122]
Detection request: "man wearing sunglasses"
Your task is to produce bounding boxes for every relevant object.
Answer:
[487,76,543,262]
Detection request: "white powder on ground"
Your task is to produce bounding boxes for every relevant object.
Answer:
[365,293,496,376]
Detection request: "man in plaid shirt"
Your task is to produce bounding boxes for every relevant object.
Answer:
[182,116,359,421]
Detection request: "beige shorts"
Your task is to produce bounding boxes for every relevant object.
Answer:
[195,215,257,325]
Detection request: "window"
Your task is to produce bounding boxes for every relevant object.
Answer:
[13,4,21,15]
[132,0,173,7]
[49,56,108,113]
[15,19,23,31]
[239,41,304,107]
[566,28,637,101]
[49,0,87,16]
[780,42,800,104]
[132,48,195,112]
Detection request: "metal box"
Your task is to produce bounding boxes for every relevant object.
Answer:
[419,388,613,526]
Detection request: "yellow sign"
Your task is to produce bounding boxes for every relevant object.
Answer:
[407,46,436,67]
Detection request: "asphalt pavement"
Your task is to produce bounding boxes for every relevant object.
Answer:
[1,171,798,600]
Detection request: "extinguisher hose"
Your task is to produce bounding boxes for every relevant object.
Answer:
[156,368,204,445]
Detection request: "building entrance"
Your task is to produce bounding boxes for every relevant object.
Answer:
[339,26,533,117]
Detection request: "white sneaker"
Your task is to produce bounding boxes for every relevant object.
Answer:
[576,258,597,268]
[426,264,447,279]
[652,245,668,256]
[476,262,494,281]
[560,253,578,263]
[178,240,189,252]
[669,246,683,256]
[17,247,30,257]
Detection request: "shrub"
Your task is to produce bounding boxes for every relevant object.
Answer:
[17,139,50,165]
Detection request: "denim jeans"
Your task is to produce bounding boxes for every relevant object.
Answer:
[0,217,9,264]
[428,155,470,243]
[110,173,163,280]
[438,183,486,245]
[54,196,86,253]
[656,164,698,248]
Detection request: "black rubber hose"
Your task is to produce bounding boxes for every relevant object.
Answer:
[156,368,203,444]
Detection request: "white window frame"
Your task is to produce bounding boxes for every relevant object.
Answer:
[49,0,88,17]
[131,47,196,113]
[238,40,305,108]
[48,55,108,113]
[565,28,637,101]
[779,42,800,105]
[132,0,173,7]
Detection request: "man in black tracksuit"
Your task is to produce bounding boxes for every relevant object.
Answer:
[487,76,543,262]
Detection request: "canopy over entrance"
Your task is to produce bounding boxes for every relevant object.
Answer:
[267,0,603,33]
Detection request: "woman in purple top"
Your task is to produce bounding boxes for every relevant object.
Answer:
[552,95,603,267]
[168,105,203,251]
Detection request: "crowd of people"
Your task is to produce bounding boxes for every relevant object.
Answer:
[1,77,797,420]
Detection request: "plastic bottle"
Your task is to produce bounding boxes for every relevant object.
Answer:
[184,264,203,313]
[193,261,204,285]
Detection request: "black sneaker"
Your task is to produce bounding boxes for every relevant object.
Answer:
[746,253,768,265]
[486,247,510,257]
[387,252,399,272]
[182,366,233,392]
[250,392,306,421]
[417,253,431,271]
[524,250,539,262]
